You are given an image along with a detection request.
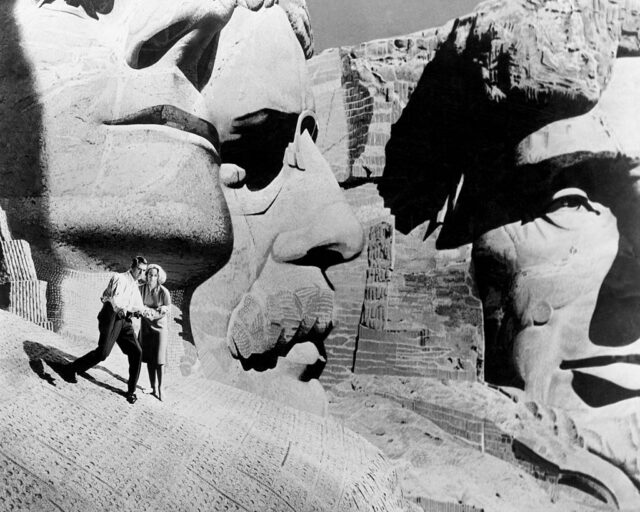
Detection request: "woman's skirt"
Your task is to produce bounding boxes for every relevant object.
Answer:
[140,319,168,365]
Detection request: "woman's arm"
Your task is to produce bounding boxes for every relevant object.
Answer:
[156,287,172,318]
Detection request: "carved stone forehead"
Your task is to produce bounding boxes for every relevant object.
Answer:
[206,4,315,142]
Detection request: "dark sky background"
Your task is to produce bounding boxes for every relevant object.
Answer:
[306,0,483,51]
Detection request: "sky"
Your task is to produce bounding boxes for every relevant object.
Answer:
[306,0,483,51]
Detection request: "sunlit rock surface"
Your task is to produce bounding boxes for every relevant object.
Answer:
[0,309,410,512]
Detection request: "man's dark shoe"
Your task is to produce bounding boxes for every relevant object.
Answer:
[52,362,77,384]
[125,392,138,404]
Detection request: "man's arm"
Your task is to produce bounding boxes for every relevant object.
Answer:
[130,285,155,318]
[103,274,130,315]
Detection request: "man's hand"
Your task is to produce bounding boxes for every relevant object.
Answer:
[138,307,157,320]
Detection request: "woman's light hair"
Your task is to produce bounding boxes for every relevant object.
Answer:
[146,264,167,286]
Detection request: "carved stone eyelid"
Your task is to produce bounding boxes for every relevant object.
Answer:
[545,187,601,215]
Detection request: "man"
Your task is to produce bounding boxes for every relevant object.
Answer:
[64,257,149,404]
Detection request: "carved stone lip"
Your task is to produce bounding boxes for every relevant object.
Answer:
[105,105,220,150]
[560,354,640,370]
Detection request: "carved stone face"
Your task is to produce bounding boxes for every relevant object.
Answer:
[2,0,241,288]
[191,7,364,414]
[477,58,640,414]
[475,192,620,408]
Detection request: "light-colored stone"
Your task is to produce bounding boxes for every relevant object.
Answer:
[0,0,366,417]
[185,6,364,415]
[480,56,640,492]
[0,309,410,512]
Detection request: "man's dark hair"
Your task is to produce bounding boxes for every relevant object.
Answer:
[131,256,147,268]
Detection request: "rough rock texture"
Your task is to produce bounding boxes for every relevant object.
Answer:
[330,375,640,511]
[311,0,640,238]
[0,309,411,512]
[308,1,640,505]
[317,184,484,385]
[5,0,640,507]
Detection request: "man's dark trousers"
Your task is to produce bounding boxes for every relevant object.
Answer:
[70,302,142,395]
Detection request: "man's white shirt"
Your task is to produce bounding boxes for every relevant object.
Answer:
[101,271,144,316]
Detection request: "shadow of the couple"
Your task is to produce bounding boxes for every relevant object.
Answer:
[23,340,128,398]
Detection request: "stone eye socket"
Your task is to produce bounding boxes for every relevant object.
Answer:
[222,110,300,191]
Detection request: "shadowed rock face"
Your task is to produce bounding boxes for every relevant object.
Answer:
[0,309,410,512]
[379,0,634,242]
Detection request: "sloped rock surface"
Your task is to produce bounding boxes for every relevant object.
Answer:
[330,375,640,511]
[0,309,411,512]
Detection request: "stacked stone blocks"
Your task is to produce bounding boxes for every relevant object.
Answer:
[0,207,51,329]
[413,497,484,512]
[323,185,394,384]
[347,220,482,382]
[311,29,485,386]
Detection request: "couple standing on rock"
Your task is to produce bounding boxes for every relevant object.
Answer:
[61,256,171,404]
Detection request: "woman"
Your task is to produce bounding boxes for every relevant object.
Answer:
[139,264,171,401]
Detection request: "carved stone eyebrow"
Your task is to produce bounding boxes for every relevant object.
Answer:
[36,0,106,19]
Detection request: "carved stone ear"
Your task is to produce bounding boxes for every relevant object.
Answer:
[286,110,318,170]
[295,109,318,143]
[281,110,317,170]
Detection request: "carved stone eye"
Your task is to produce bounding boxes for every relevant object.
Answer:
[546,187,600,215]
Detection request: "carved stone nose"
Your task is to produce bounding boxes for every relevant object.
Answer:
[271,201,365,264]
